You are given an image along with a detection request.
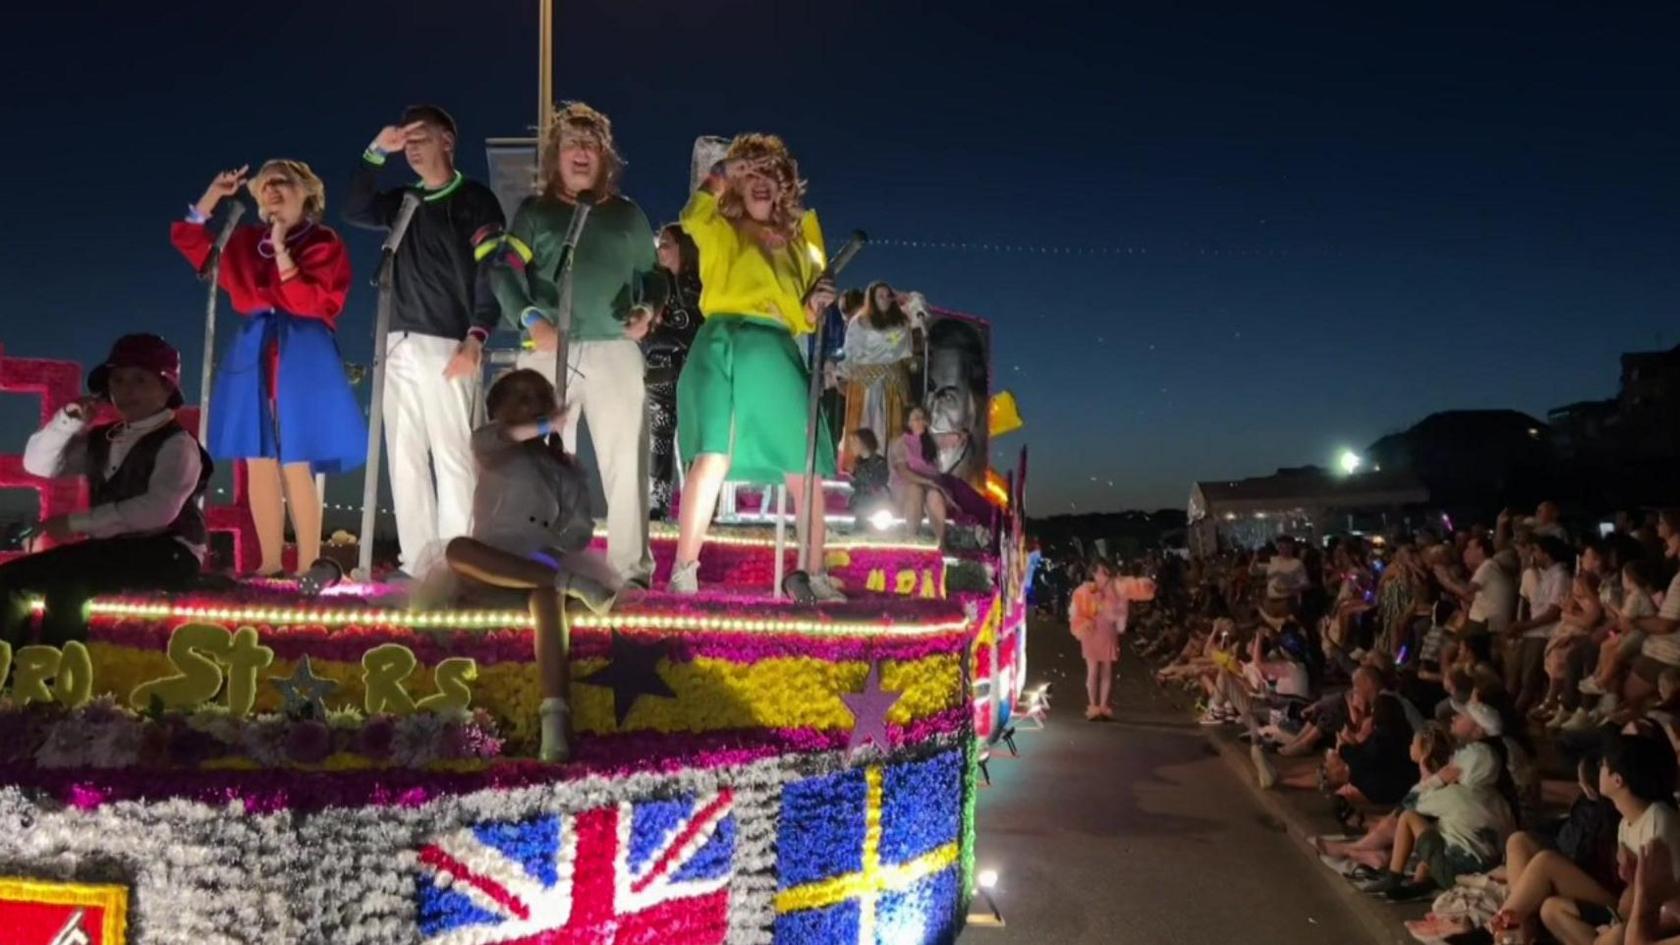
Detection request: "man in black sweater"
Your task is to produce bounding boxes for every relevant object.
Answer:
[345,105,505,577]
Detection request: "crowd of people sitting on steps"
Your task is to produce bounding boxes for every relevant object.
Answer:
[1071,503,1680,945]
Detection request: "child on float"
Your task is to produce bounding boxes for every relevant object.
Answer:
[171,161,366,576]
[2,335,211,645]
[845,427,891,528]
[444,368,619,763]
[669,133,843,600]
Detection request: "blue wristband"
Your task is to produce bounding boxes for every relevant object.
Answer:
[520,308,549,330]
[537,417,552,437]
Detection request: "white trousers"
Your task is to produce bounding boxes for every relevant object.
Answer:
[384,332,479,574]
[516,339,652,582]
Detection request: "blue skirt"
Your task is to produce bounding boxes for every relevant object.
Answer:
[209,311,367,473]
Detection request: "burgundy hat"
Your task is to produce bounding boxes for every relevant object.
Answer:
[87,333,184,408]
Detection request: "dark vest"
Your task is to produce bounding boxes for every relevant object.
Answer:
[85,420,213,546]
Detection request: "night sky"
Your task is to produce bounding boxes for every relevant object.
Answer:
[2,2,1677,516]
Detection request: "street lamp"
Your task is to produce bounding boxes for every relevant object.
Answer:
[1337,449,1362,476]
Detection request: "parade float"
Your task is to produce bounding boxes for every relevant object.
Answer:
[0,305,1028,944]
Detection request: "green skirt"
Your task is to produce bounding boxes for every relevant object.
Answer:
[677,315,836,485]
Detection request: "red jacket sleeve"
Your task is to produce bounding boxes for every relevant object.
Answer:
[170,220,214,272]
[275,230,350,324]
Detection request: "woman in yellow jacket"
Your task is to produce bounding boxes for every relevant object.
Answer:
[670,134,841,599]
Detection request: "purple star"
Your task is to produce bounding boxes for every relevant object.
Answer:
[576,631,676,727]
[841,662,902,757]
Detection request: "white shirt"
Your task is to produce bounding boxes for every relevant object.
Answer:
[1523,563,1569,640]
[1661,570,1680,621]
[23,406,204,554]
[1643,575,1680,665]
[1415,742,1515,863]
[1469,558,1517,636]
[1265,556,1308,600]
[1619,802,1680,879]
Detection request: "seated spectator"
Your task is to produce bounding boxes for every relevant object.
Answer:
[1502,753,1621,916]
[1578,558,1660,728]
[1455,731,1680,945]
[1621,522,1680,715]
[1536,570,1604,724]
[1316,723,1456,871]
[1506,535,1572,716]
[0,335,210,646]
[1325,673,1418,807]
[1362,702,1518,901]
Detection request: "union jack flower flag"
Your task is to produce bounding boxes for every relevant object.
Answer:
[415,789,736,945]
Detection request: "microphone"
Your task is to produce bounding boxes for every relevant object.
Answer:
[802,229,868,306]
[198,200,247,280]
[559,189,597,255]
[383,191,424,256]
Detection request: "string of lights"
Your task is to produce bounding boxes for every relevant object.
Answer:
[871,237,1322,258]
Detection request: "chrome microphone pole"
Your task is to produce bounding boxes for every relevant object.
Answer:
[195,199,246,507]
[785,231,867,599]
[357,192,423,578]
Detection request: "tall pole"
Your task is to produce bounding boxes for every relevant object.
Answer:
[538,0,554,140]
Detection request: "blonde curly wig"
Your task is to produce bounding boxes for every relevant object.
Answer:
[717,133,807,240]
[248,159,325,222]
[540,101,624,199]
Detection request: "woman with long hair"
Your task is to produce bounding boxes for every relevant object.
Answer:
[669,134,842,599]
[888,405,992,546]
[489,102,663,587]
[644,223,702,518]
[837,281,917,473]
[170,160,366,575]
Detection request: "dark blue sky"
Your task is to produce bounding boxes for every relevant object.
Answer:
[2,2,1676,515]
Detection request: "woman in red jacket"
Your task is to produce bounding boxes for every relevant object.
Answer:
[171,160,367,575]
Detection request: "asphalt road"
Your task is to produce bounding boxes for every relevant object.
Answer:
[963,619,1370,945]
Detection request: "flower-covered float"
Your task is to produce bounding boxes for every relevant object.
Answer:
[0,326,1027,945]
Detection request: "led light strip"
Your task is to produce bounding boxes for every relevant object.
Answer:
[67,598,971,637]
[598,522,939,554]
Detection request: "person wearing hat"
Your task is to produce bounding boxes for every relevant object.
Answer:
[487,102,665,589]
[345,105,507,578]
[4,334,211,645]
[1360,701,1518,901]
[172,158,367,576]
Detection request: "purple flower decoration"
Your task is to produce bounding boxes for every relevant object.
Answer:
[359,716,396,762]
[284,720,332,765]
[167,724,225,767]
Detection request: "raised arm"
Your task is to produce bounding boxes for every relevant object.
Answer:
[342,126,412,231]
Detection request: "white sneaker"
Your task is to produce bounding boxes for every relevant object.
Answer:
[1560,708,1597,733]
[539,697,571,763]
[1547,707,1575,729]
[1579,678,1606,697]
[808,573,847,603]
[668,560,700,595]
[1252,743,1278,789]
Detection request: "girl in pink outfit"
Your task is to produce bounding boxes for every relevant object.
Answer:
[1070,560,1157,720]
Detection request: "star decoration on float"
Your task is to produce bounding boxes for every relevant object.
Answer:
[577,631,677,726]
[841,661,902,758]
[272,655,338,717]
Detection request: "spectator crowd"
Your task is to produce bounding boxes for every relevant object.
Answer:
[1069,504,1680,945]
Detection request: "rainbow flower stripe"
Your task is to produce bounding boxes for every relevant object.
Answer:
[84,600,972,757]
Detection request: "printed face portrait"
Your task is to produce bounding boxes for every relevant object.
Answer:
[923,316,989,482]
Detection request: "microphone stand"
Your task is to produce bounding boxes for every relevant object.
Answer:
[356,192,423,579]
[549,190,596,411]
[195,199,246,507]
[783,231,867,602]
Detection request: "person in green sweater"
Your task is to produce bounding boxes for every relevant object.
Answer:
[489,102,665,587]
